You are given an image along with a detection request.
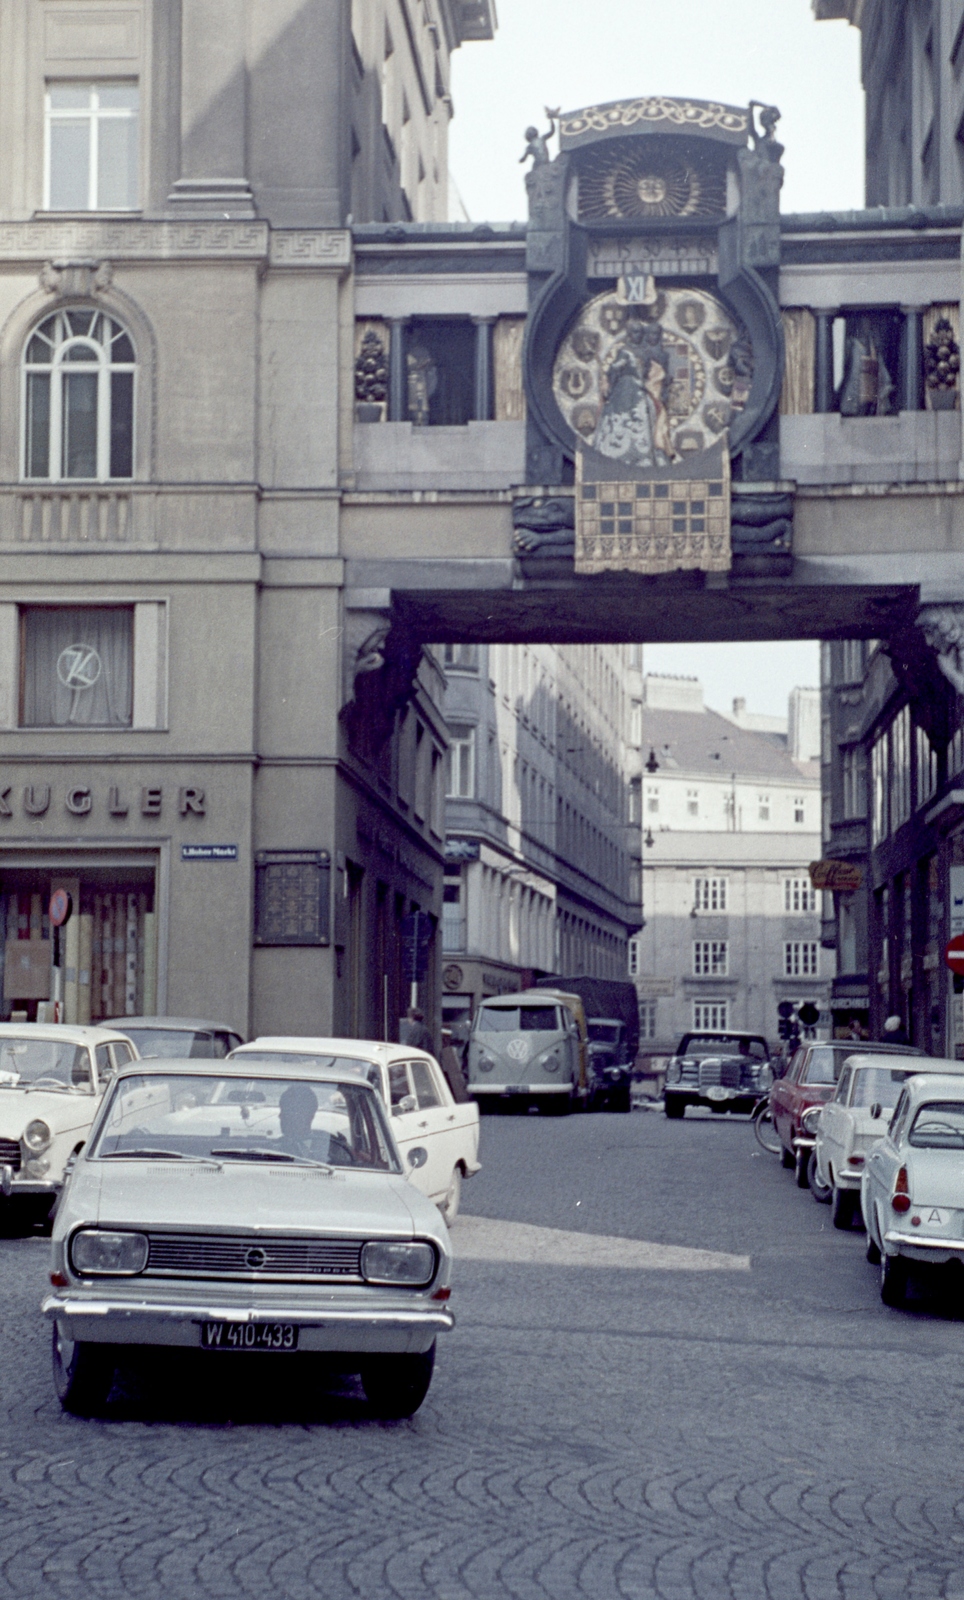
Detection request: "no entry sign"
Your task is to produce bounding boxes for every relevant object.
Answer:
[945,934,964,974]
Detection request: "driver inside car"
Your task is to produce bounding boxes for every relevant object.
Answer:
[277,1082,318,1155]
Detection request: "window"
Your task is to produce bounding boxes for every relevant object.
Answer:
[871,729,887,845]
[441,643,479,671]
[46,83,139,211]
[409,1059,441,1109]
[889,705,911,833]
[693,1000,727,1031]
[784,941,819,978]
[693,940,728,976]
[758,794,770,822]
[839,640,864,682]
[842,746,867,819]
[24,309,135,481]
[915,723,938,809]
[445,725,475,798]
[686,789,699,816]
[646,788,659,814]
[628,937,641,977]
[784,878,816,913]
[21,606,132,727]
[793,798,805,824]
[694,877,727,911]
[405,318,475,425]
[640,1000,657,1040]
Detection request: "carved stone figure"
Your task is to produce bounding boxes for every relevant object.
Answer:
[512,495,575,557]
[40,259,114,298]
[924,316,960,410]
[354,329,388,406]
[919,606,964,696]
[749,102,784,163]
[520,108,561,168]
[730,491,794,548]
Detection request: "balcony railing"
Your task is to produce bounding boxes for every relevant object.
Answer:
[9,488,135,544]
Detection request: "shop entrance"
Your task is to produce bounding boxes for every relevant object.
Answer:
[0,859,157,1025]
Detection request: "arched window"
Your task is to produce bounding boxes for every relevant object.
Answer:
[23,309,135,481]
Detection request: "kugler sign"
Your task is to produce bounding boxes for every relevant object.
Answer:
[0,783,207,819]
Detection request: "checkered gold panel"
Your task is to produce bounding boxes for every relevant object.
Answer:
[574,447,731,575]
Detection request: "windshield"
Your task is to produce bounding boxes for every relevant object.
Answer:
[476,1006,560,1033]
[0,1037,91,1088]
[231,1051,381,1091]
[588,1023,620,1044]
[680,1037,765,1061]
[125,1028,227,1059]
[850,1065,914,1109]
[908,1100,964,1149]
[91,1072,400,1170]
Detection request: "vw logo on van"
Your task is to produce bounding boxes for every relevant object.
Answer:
[506,1037,530,1062]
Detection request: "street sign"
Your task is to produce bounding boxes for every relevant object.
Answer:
[181,844,238,861]
[401,911,435,982]
[48,889,72,927]
[945,934,964,974]
[777,1000,796,1019]
[798,1002,821,1027]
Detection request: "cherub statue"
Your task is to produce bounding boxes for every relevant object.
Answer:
[920,606,964,696]
[749,102,784,163]
[520,107,561,168]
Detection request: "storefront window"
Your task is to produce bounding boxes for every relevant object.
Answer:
[20,606,133,727]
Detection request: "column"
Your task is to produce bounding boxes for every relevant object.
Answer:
[814,311,836,414]
[167,0,254,216]
[388,318,408,422]
[473,317,495,421]
[900,307,925,412]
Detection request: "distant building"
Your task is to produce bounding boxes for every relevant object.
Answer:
[633,676,832,1050]
[438,643,643,1033]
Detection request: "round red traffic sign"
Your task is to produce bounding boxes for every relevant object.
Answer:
[48,889,72,928]
[946,934,964,973]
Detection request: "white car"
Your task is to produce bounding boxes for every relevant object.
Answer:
[862,1073,964,1307]
[0,1024,138,1227]
[43,1057,454,1417]
[811,1054,964,1229]
[228,1038,480,1222]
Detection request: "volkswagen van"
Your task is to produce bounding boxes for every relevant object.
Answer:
[466,989,588,1112]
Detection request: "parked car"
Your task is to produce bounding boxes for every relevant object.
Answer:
[104,1017,244,1059]
[228,1037,479,1222]
[586,1019,633,1112]
[43,1057,454,1415]
[466,989,589,1113]
[0,1024,138,1228]
[810,1054,964,1227]
[663,1032,771,1118]
[770,1039,924,1187]
[861,1073,964,1306]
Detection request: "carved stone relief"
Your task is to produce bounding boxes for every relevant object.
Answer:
[779,309,815,415]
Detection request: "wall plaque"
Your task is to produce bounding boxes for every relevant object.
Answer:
[254,850,331,947]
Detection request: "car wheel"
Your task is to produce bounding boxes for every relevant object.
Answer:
[866,1232,881,1265]
[808,1151,833,1204]
[664,1095,685,1119]
[438,1166,462,1225]
[51,1323,115,1416]
[831,1187,858,1230]
[616,1085,632,1113]
[360,1343,436,1418]
[795,1147,810,1188]
[880,1252,909,1308]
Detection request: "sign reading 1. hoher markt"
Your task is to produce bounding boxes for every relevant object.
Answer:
[181,845,238,861]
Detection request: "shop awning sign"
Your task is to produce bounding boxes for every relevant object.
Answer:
[181,844,237,861]
[809,860,863,892]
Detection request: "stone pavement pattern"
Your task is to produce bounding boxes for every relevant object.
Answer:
[2,1109,964,1599]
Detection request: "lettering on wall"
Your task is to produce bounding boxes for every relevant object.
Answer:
[0,783,207,819]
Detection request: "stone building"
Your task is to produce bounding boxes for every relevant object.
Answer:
[634,676,831,1051]
[439,642,643,1032]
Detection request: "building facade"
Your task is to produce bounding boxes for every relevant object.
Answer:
[634,675,832,1052]
[439,641,643,1031]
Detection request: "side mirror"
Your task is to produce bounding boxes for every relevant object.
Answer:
[870,1102,882,1120]
[407,1146,428,1169]
[393,1094,417,1116]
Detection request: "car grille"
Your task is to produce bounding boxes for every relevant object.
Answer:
[0,1138,20,1172]
[144,1233,364,1282]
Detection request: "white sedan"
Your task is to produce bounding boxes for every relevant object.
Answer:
[0,1024,138,1228]
[228,1038,480,1222]
[862,1073,964,1306]
[43,1058,453,1416]
[811,1053,964,1229]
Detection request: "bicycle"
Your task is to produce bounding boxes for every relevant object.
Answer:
[751,1095,781,1154]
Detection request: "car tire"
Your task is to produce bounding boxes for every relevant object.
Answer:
[808,1151,832,1204]
[780,1144,795,1169]
[360,1342,435,1418]
[831,1186,858,1230]
[866,1233,881,1265]
[438,1166,462,1225]
[664,1095,685,1119]
[51,1323,115,1416]
[795,1147,810,1188]
[616,1085,632,1113]
[880,1252,909,1308]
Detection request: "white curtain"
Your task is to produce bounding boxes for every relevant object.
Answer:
[22,607,133,727]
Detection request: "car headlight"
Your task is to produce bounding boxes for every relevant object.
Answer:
[360,1240,437,1286]
[476,1050,495,1073]
[666,1062,682,1085]
[23,1119,52,1154]
[69,1229,149,1277]
[541,1052,560,1073]
[800,1106,822,1135]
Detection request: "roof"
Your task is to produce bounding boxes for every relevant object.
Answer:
[0,1022,131,1044]
[114,1056,382,1087]
[105,1017,238,1032]
[902,1073,964,1101]
[643,703,819,783]
[842,1051,940,1069]
[231,1036,431,1064]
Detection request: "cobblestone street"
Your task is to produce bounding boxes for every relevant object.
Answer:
[4,1108,964,1599]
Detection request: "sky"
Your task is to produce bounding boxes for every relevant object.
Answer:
[447,0,865,718]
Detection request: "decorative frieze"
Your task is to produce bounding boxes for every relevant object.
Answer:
[269,230,352,268]
[0,219,269,262]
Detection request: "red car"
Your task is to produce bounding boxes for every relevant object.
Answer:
[770,1040,924,1187]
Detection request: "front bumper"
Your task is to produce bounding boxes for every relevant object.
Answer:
[1,1164,58,1198]
[666,1085,758,1104]
[471,1083,571,1097]
[792,1135,816,1154]
[42,1290,454,1354]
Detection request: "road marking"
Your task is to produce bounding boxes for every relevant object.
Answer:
[453,1215,750,1273]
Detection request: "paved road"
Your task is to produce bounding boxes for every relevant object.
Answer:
[3,1105,964,1599]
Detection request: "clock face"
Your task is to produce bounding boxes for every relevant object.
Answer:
[552,285,753,470]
